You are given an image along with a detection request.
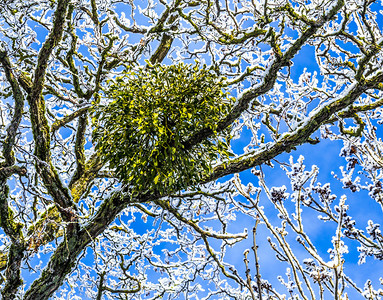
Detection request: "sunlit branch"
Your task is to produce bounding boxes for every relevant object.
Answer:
[96,270,140,299]
[26,0,77,221]
[244,249,257,300]
[154,199,247,240]
[0,178,26,299]
[149,0,181,64]
[201,234,246,287]
[235,176,315,299]
[0,50,24,167]
[50,105,91,133]
[69,153,103,202]
[252,220,263,300]
[207,81,369,182]
[183,0,345,151]
[0,46,28,300]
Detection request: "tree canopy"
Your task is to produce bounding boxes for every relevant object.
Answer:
[0,0,383,299]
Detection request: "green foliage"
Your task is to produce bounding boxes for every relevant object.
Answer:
[91,62,233,194]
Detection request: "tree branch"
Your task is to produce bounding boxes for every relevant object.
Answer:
[0,49,25,167]
[50,105,90,133]
[182,0,345,151]
[69,153,103,202]
[0,179,26,300]
[149,1,181,64]
[23,189,154,300]
[0,48,28,300]
[206,81,367,182]
[21,73,369,299]
[26,0,77,221]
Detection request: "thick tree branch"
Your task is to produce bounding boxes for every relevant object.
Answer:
[23,189,154,300]
[0,179,26,300]
[0,49,28,300]
[206,81,369,182]
[149,2,181,64]
[30,0,70,103]
[70,112,88,187]
[69,153,103,202]
[23,228,88,300]
[0,50,25,167]
[149,33,174,65]
[50,105,90,133]
[65,5,86,99]
[26,0,77,220]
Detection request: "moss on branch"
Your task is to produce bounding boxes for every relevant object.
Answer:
[25,0,77,220]
[206,82,366,182]
[183,0,345,151]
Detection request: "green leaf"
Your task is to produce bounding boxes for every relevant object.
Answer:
[154,174,161,185]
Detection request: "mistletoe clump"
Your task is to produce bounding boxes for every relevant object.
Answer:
[92,63,233,194]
